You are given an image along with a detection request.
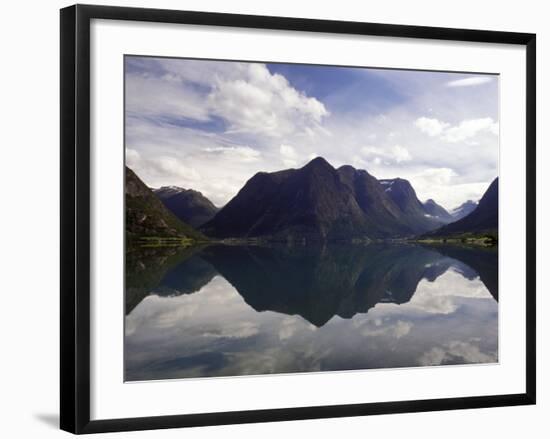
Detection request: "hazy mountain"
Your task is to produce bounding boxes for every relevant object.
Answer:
[201,157,442,241]
[450,200,478,221]
[125,166,206,241]
[427,178,498,237]
[423,199,453,224]
[154,186,219,228]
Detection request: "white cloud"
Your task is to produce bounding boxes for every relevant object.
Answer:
[125,148,141,169]
[446,77,493,87]
[278,317,315,341]
[127,151,201,187]
[406,168,488,209]
[203,145,261,163]
[152,156,200,179]
[415,116,498,144]
[360,319,412,339]
[408,269,491,315]
[414,117,450,137]
[280,144,299,167]
[125,57,498,208]
[419,341,496,366]
[208,63,328,137]
[308,152,319,161]
[127,59,328,141]
[392,145,412,163]
[412,167,457,187]
[279,144,321,168]
[442,118,499,143]
[202,321,259,339]
[418,346,447,366]
[126,71,211,121]
[361,144,412,164]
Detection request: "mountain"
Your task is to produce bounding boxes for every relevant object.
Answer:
[426,178,498,237]
[201,157,442,241]
[373,177,443,231]
[126,245,214,314]
[423,199,453,224]
[429,244,498,301]
[201,157,371,241]
[125,242,497,327]
[154,186,219,228]
[125,166,206,241]
[125,245,211,314]
[379,178,425,216]
[336,165,424,236]
[450,200,478,221]
[201,244,440,327]
[339,167,447,233]
[200,243,496,327]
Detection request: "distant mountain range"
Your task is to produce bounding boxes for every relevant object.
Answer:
[126,158,497,243]
[423,199,453,223]
[154,186,219,228]
[426,178,498,238]
[450,200,478,221]
[125,167,206,241]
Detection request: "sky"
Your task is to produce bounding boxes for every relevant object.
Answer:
[125,56,499,210]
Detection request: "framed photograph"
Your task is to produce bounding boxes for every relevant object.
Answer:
[60,4,536,434]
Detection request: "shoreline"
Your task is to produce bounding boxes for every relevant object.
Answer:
[127,234,498,249]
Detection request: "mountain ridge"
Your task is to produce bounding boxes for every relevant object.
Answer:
[154,186,219,228]
[201,157,446,241]
[423,199,453,224]
[125,166,206,241]
[450,200,478,221]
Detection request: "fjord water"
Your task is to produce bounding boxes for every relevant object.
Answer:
[125,244,498,381]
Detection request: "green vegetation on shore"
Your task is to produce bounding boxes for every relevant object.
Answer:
[132,236,198,248]
[411,231,498,247]
[126,166,209,247]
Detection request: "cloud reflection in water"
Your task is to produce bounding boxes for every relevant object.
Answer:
[124,244,498,381]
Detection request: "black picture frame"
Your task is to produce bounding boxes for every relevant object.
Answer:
[60,4,536,434]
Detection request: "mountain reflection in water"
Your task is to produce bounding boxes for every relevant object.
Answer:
[125,243,498,381]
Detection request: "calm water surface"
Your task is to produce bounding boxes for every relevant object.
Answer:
[125,243,498,381]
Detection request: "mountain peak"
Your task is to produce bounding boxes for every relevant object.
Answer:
[337,164,356,172]
[154,185,186,196]
[422,198,452,223]
[378,177,428,221]
[304,156,333,169]
[161,185,184,190]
